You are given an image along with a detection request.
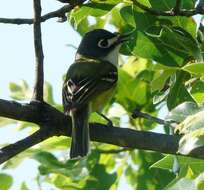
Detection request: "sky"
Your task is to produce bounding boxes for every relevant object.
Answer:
[0,1,131,189]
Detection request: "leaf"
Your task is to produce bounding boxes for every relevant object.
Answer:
[83,164,117,190]
[183,63,204,76]
[153,88,170,104]
[44,82,54,104]
[167,102,204,154]
[175,111,204,134]
[127,151,174,190]
[196,173,204,190]
[191,80,204,103]
[20,182,29,190]
[178,128,204,155]
[151,69,176,92]
[147,0,195,12]
[167,82,195,110]
[69,2,117,29]
[165,178,195,190]
[166,101,199,123]
[120,6,135,27]
[151,155,204,175]
[121,5,198,66]
[167,71,195,110]
[33,151,64,168]
[145,26,202,63]
[0,173,13,190]
[9,80,31,100]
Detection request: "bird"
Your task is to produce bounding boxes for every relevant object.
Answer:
[62,29,130,159]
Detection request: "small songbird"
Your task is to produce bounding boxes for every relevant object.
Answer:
[62,29,130,159]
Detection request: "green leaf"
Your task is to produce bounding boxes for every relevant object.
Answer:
[191,80,204,103]
[83,164,117,190]
[33,151,64,168]
[0,173,13,190]
[167,83,195,110]
[175,111,204,134]
[145,26,202,63]
[165,100,204,154]
[178,128,204,155]
[167,101,199,123]
[9,80,31,100]
[44,82,54,104]
[183,63,204,76]
[165,178,195,190]
[69,2,116,29]
[167,71,195,110]
[167,102,204,154]
[52,174,81,190]
[122,5,198,66]
[120,6,135,27]
[127,151,174,190]
[196,173,204,190]
[151,69,176,92]
[151,155,204,175]
[147,0,195,12]
[20,182,29,190]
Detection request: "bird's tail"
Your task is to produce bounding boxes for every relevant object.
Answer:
[70,104,90,159]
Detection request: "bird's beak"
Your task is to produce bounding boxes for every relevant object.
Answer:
[117,31,134,44]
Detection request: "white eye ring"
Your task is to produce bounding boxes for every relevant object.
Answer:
[98,39,110,48]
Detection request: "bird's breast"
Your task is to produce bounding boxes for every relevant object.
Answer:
[90,84,117,112]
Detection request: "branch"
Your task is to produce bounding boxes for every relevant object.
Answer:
[132,109,167,125]
[0,1,85,25]
[0,129,51,164]
[132,0,199,16]
[173,0,182,14]
[1,99,204,165]
[32,0,44,101]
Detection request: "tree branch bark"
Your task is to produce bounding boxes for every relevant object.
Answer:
[132,0,198,16]
[1,99,204,165]
[32,0,44,101]
[0,1,86,25]
[173,0,182,14]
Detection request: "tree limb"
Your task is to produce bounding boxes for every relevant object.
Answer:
[0,1,86,25]
[32,0,44,101]
[1,99,204,165]
[132,109,168,125]
[132,0,199,16]
[173,0,182,14]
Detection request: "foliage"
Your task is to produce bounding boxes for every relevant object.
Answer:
[2,0,204,190]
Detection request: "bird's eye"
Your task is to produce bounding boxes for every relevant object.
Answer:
[98,39,109,48]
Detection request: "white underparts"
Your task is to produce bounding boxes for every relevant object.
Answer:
[102,45,121,67]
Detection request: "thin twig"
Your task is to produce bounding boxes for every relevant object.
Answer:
[32,0,44,101]
[132,109,167,125]
[173,0,182,14]
[0,1,86,25]
[132,0,198,16]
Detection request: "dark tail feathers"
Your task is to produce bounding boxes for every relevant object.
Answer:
[70,105,89,159]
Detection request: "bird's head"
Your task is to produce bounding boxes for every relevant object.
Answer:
[76,29,130,66]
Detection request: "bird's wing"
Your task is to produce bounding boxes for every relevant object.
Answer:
[62,60,117,113]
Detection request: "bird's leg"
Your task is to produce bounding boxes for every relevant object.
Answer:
[96,112,113,127]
